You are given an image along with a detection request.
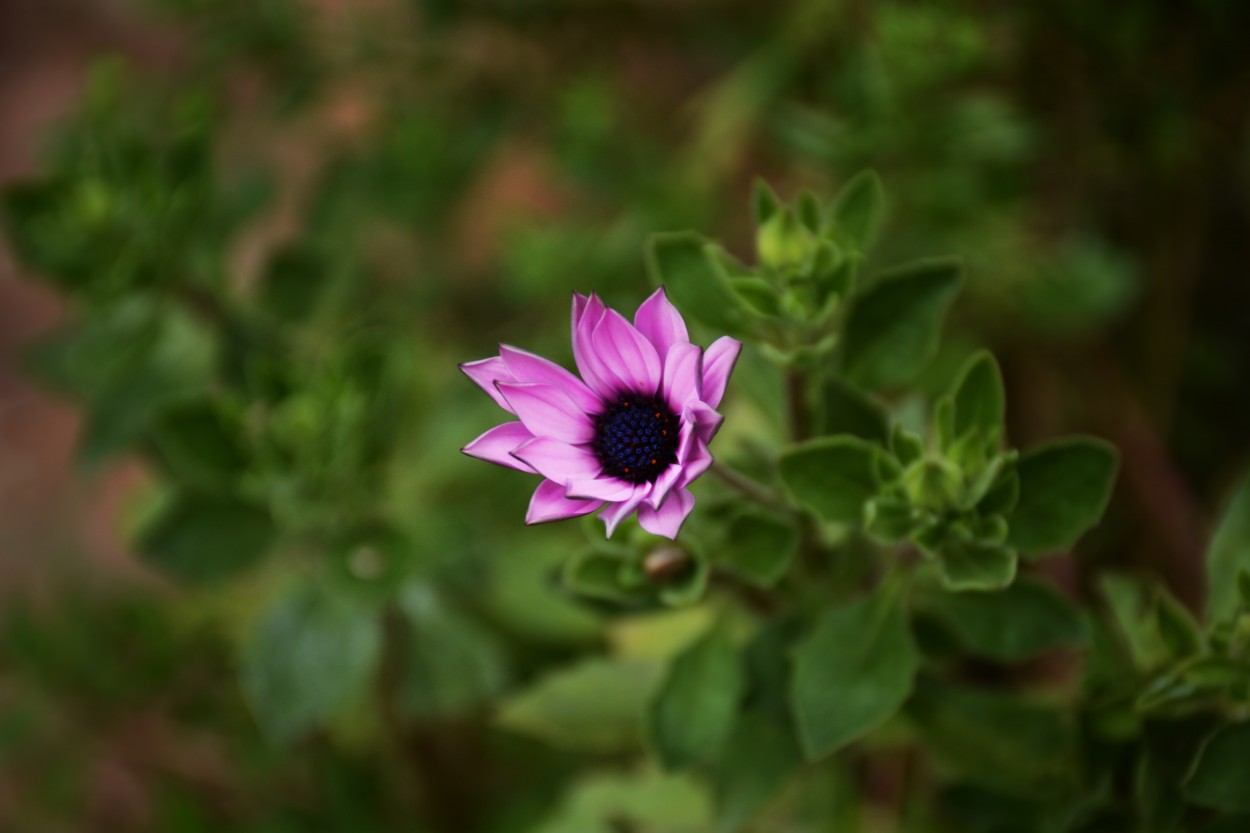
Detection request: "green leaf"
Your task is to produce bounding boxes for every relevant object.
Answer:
[816,377,889,443]
[934,395,956,453]
[712,711,802,832]
[978,467,1020,516]
[151,397,248,492]
[241,582,381,744]
[842,258,962,389]
[136,493,275,583]
[657,548,712,608]
[1100,573,1168,672]
[935,540,1017,592]
[830,170,884,254]
[891,424,925,467]
[1154,588,1203,659]
[790,579,919,759]
[909,680,1076,797]
[1185,723,1250,812]
[563,548,649,604]
[496,658,662,753]
[1007,438,1119,557]
[729,276,781,317]
[1206,473,1250,622]
[752,179,783,226]
[58,305,216,464]
[919,577,1088,662]
[647,233,751,335]
[955,451,1009,511]
[864,495,924,543]
[398,583,510,720]
[3,179,105,290]
[952,350,1005,444]
[1135,657,1245,714]
[23,299,159,396]
[797,190,824,233]
[741,618,799,715]
[532,767,711,833]
[779,436,884,524]
[809,241,855,303]
[715,512,799,587]
[648,622,746,770]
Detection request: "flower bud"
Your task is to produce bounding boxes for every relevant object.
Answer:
[643,545,691,584]
[756,209,816,271]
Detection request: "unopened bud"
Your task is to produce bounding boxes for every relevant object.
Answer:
[643,545,690,584]
[757,209,815,271]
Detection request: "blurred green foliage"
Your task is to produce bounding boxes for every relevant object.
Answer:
[5,0,1250,831]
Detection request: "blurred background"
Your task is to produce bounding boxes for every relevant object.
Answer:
[1,0,1249,830]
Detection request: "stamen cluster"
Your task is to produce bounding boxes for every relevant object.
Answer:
[592,394,680,484]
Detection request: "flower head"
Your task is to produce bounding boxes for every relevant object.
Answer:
[460,288,741,539]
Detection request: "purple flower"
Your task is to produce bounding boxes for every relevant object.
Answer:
[461,289,741,540]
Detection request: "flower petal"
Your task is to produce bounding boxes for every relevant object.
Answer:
[512,436,601,482]
[497,382,596,444]
[701,336,742,409]
[647,464,683,509]
[460,356,517,413]
[684,400,725,444]
[677,439,713,488]
[599,484,650,537]
[571,293,617,398]
[592,309,662,395]
[500,345,602,413]
[573,292,591,327]
[462,421,535,472]
[647,422,694,508]
[526,480,603,525]
[661,342,703,411]
[567,476,637,502]
[634,287,689,359]
[637,487,695,540]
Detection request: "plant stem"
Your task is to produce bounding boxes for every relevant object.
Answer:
[711,462,792,515]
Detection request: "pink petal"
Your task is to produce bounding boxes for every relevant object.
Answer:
[462,422,536,472]
[572,292,591,327]
[497,382,596,445]
[647,463,683,509]
[634,287,689,360]
[567,476,637,502]
[460,356,517,413]
[512,436,602,482]
[701,336,742,409]
[637,487,695,540]
[599,484,650,538]
[684,400,725,444]
[678,440,713,488]
[526,480,603,525]
[646,420,698,508]
[592,309,662,395]
[500,345,602,413]
[571,293,616,398]
[661,342,703,411]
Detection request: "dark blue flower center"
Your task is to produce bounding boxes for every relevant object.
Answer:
[592,394,680,484]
